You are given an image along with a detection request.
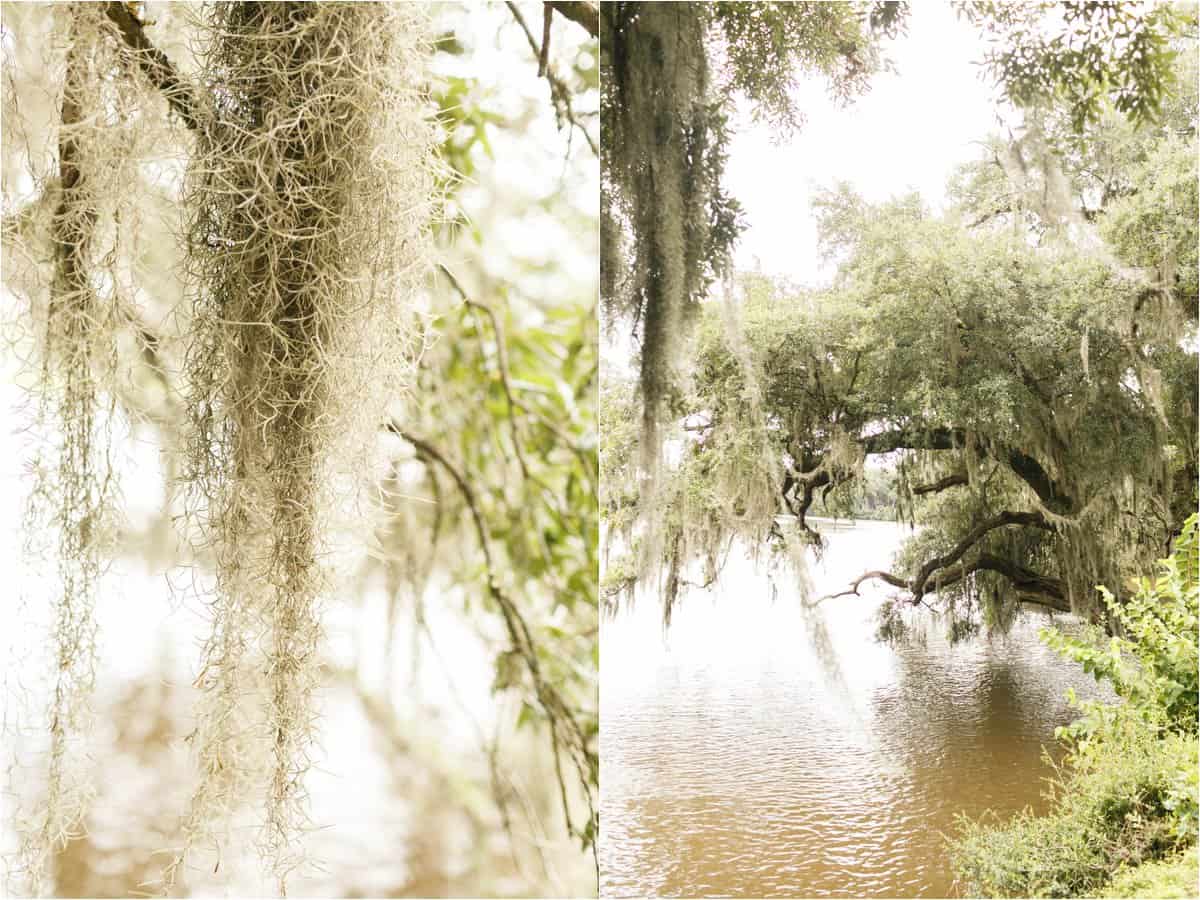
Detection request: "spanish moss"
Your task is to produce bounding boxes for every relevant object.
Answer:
[177,3,437,890]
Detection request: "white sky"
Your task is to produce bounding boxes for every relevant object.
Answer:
[725,3,1012,284]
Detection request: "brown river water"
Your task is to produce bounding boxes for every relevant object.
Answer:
[600,519,1114,898]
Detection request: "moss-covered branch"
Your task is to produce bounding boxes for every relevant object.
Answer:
[102,2,200,132]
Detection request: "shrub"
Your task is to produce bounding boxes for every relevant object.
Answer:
[1042,513,1199,740]
[950,516,1199,898]
[1092,849,1200,899]
[952,722,1197,897]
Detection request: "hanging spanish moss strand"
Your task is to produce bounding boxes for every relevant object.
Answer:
[176,2,437,892]
[19,4,143,893]
[603,2,731,474]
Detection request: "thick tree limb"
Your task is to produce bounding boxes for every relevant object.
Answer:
[103,3,201,132]
[835,560,1069,615]
[821,509,1064,610]
[912,471,969,495]
[858,426,1075,514]
[778,425,1075,577]
[823,552,1068,612]
[1005,445,1076,514]
[909,510,1051,598]
[780,465,832,544]
[860,425,966,454]
[547,1,599,37]
[970,554,1068,611]
[923,553,1069,612]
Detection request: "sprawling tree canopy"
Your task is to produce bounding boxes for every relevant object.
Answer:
[601,0,1195,478]
[600,1,906,463]
[603,32,1198,635]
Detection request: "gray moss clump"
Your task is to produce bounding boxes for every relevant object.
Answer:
[601,2,739,470]
[176,3,438,891]
[15,4,148,893]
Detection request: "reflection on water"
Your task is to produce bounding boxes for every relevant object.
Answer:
[600,520,1113,898]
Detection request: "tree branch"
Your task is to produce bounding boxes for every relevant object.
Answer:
[780,465,832,544]
[909,510,1051,598]
[387,424,597,855]
[437,265,530,480]
[970,554,1068,611]
[821,509,1062,608]
[436,265,592,472]
[1005,445,1076,514]
[823,552,1068,612]
[103,2,201,132]
[860,425,967,454]
[546,1,599,38]
[538,4,553,76]
[857,426,1075,514]
[822,569,909,601]
[505,0,599,156]
[911,471,969,495]
[929,553,1069,612]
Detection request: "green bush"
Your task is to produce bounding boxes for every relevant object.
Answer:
[1042,513,1199,741]
[952,723,1197,897]
[1092,849,1200,899]
[950,517,1200,898]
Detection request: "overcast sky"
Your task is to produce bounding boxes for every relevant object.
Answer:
[725,3,1014,284]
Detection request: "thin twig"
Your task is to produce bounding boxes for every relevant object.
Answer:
[388,425,598,857]
[437,264,530,480]
[505,1,599,157]
[538,5,553,77]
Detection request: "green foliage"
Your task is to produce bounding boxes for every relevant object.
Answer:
[433,73,502,234]
[951,725,1198,898]
[400,10,601,858]
[1043,515,1199,743]
[707,1,907,131]
[599,375,640,529]
[409,271,600,854]
[601,0,1196,473]
[600,1,899,458]
[646,189,1194,619]
[613,37,1199,621]
[948,34,1198,245]
[1092,850,1200,898]
[963,1,1196,131]
[951,520,1200,898]
[1101,135,1199,315]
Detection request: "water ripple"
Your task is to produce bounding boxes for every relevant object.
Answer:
[601,522,1114,898]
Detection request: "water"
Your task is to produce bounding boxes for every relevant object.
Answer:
[600,519,1113,898]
